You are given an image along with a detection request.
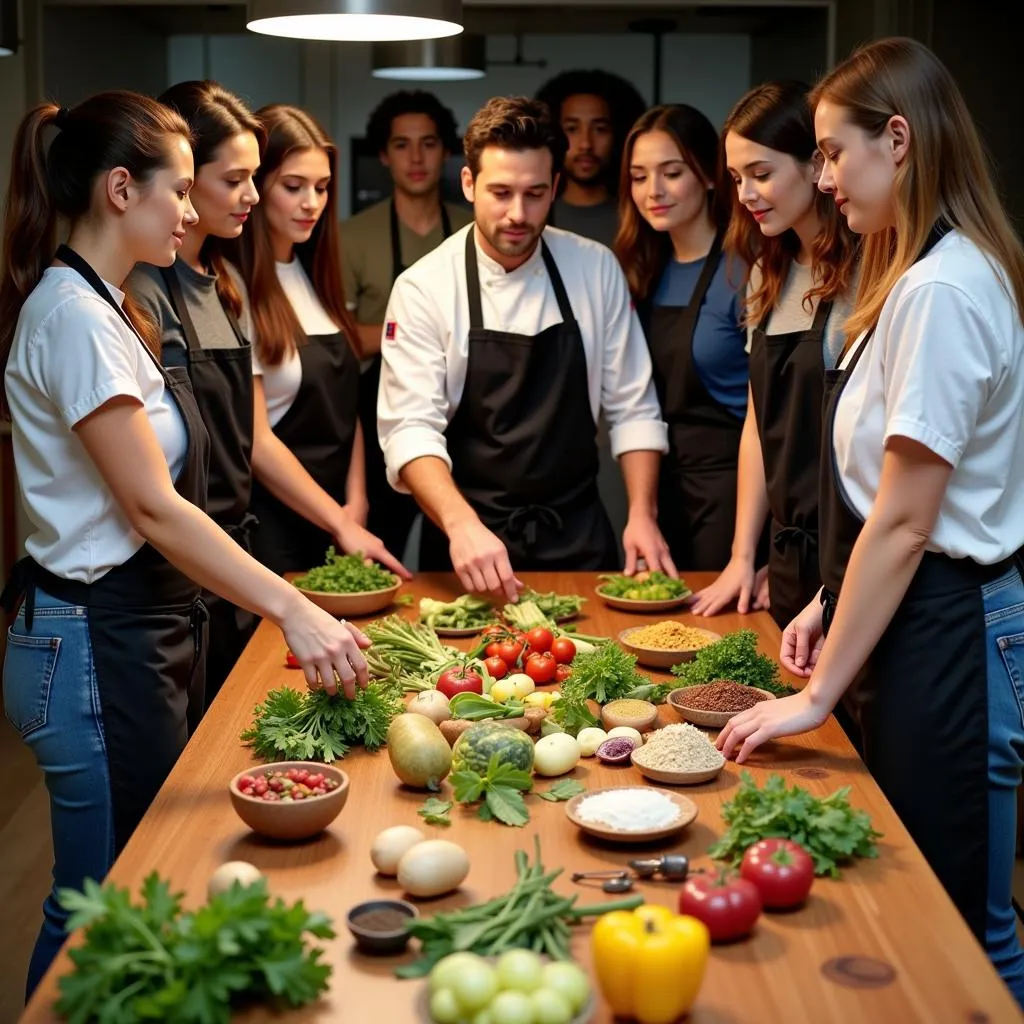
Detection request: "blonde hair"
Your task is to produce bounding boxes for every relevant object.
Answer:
[812,37,1024,339]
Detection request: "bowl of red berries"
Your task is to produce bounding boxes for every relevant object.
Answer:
[229,761,350,840]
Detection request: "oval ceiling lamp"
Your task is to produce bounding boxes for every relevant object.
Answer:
[372,35,485,81]
[0,0,18,57]
[247,0,464,42]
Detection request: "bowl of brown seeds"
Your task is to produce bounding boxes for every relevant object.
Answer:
[668,680,776,728]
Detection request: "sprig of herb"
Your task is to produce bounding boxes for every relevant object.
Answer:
[551,643,651,734]
[451,754,534,827]
[671,629,795,696]
[293,546,396,593]
[536,779,586,802]
[418,796,453,827]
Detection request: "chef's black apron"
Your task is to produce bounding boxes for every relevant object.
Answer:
[419,232,617,570]
[818,222,999,943]
[644,236,745,570]
[357,201,453,557]
[749,296,831,628]
[160,266,257,706]
[249,305,361,574]
[1,245,210,854]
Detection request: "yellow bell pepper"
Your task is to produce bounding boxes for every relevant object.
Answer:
[591,905,709,1023]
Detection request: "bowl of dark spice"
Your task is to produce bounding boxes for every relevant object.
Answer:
[347,899,419,955]
[668,680,776,728]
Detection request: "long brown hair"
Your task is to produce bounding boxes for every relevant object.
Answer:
[812,37,1024,337]
[230,104,358,365]
[158,80,265,319]
[613,104,730,302]
[0,92,192,417]
[722,81,858,327]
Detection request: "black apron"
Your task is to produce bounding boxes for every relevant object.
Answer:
[419,232,617,570]
[358,201,453,556]
[749,296,831,628]
[818,222,1001,943]
[2,245,210,854]
[644,236,746,570]
[250,309,361,575]
[159,266,257,707]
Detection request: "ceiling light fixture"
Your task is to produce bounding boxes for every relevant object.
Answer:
[247,0,463,43]
[372,34,485,81]
[0,0,19,57]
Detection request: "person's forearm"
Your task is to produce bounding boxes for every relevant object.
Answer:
[618,449,661,518]
[400,455,479,531]
[356,322,383,358]
[346,420,368,510]
[732,393,770,562]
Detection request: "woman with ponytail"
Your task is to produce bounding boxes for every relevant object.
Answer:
[0,93,372,994]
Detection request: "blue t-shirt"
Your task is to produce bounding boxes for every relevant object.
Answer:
[652,256,748,419]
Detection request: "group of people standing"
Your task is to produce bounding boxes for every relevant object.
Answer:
[1,34,1024,1010]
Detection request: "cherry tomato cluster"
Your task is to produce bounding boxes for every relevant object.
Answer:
[237,767,340,802]
[480,625,576,686]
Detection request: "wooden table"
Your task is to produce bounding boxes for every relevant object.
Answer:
[20,573,1022,1023]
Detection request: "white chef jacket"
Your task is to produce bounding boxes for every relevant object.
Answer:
[834,230,1024,563]
[378,224,668,491]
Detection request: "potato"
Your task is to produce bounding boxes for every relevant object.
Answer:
[397,839,470,898]
[371,825,426,876]
[208,861,263,900]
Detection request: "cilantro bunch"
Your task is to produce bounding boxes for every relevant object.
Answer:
[709,772,883,878]
[293,547,396,593]
[56,874,333,1023]
[671,629,795,696]
[550,643,652,734]
[241,681,404,763]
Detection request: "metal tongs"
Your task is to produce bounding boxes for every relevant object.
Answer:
[571,855,692,893]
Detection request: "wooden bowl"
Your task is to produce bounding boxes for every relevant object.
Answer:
[565,786,698,843]
[667,686,777,728]
[432,623,493,638]
[595,587,690,613]
[229,761,350,840]
[618,626,721,669]
[600,699,659,732]
[296,580,401,617]
[630,750,725,786]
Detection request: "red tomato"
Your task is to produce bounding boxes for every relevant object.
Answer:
[484,656,509,679]
[740,839,814,909]
[481,625,507,639]
[524,651,557,684]
[555,664,572,683]
[436,665,484,699]
[678,871,762,942]
[285,650,301,669]
[525,627,554,653]
[550,637,576,664]
[497,640,524,665]
[485,641,504,660]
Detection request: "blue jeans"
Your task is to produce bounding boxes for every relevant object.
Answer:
[982,567,1024,1006]
[2,590,115,999]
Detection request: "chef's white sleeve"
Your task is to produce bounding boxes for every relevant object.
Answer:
[597,252,669,458]
[377,274,454,492]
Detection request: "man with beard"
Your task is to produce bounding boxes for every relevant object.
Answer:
[536,70,647,249]
[377,96,675,600]
[342,91,472,556]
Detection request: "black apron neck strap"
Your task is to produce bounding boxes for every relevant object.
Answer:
[391,198,455,284]
[539,239,576,325]
[809,295,833,334]
[160,264,204,353]
[686,231,724,312]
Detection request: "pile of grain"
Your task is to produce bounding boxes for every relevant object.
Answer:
[676,679,769,712]
[628,621,716,651]
[631,723,725,773]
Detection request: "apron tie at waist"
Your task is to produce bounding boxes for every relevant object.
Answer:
[773,524,818,557]
[225,513,260,553]
[1,557,36,631]
[190,598,209,658]
[820,586,838,636]
[505,506,564,548]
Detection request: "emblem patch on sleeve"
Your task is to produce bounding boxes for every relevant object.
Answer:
[385,320,397,341]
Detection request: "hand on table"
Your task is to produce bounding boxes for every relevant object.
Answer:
[448,517,523,603]
[622,514,678,577]
[781,597,825,678]
[283,601,371,698]
[688,557,767,616]
[333,512,412,580]
[716,688,831,763]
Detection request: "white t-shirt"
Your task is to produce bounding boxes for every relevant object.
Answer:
[834,231,1024,563]
[378,224,668,491]
[251,259,339,427]
[5,267,188,581]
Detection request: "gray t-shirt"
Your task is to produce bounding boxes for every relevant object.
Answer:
[129,260,254,365]
[744,261,853,370]
[551,197,619,250]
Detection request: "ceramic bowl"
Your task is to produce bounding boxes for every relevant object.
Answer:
[618,625,721,669]
[667,686,777,728]
[295,580,401,617]
[347,898,418,955]
[229,761,350,840]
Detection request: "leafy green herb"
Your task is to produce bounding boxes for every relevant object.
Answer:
[452,754,534,827]
[709,772,883,878]
[536,779,586,802]
[671,629,795,696]
[56,874,333,1023]
[448,692,526,721]
[597,571,690,601]
[551,643,651,734]
[418,796,453,827]
[293,546,397,593]
[240,682,404,763]
[624,682,676,704]
[419,594,497,630]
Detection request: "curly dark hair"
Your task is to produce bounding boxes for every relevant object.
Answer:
[463,96,566,179]
[365,90,460,154]
[535,69,648,189]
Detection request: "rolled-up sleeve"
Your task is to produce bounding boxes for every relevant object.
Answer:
[598,253,668,457]
[377,274,453,491]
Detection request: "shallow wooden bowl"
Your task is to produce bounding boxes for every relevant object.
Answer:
[596,586,690,613]
[229,761,349,840]
[667,686,777,728]
[565,786,698,843]
[296,580,401,617]
[629,751,725,786]
[618,625,721,669]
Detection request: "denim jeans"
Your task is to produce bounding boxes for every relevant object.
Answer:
[982,566,1024,1007]
[2,589,115,999]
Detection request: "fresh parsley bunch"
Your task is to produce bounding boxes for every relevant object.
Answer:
[241,681,404,763]
[550,643,652,734]
[670,629,795,696]
[293,547,396,593]
[709,772,883,878]
[56,874,334,1023]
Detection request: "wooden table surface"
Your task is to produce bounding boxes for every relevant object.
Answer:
[20,572,1022,1023]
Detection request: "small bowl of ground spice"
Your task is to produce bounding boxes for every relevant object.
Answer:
[668,680,776,728]
[618,622,721,668]
[630,722,726,785]
[347,899,419,955]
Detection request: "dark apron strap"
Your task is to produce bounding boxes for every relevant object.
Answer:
[390,199,454,282]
